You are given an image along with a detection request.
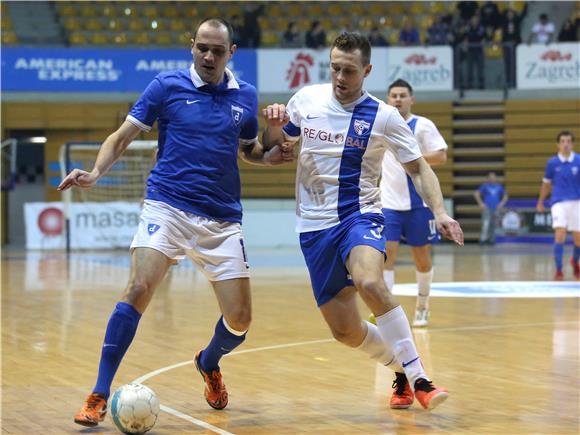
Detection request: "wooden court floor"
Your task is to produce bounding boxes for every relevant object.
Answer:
[1,244,579,434]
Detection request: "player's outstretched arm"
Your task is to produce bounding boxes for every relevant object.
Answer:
[57,121,141,191]
[238,141,295,166]
[262,103,290,148]
[403,157,464,246]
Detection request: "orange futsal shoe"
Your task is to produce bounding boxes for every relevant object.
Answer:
[73,393,107,427]
[390,372,414,409]
[413,378,449,410]
[194,350,228,410]
[554,271,564,281]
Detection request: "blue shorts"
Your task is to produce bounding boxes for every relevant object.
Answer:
[299,213,386,307]
[382,207,440,246]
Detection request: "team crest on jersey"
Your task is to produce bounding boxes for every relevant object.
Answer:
[147,224,160,235]
[353,119,371,136]
[231,105,243,125]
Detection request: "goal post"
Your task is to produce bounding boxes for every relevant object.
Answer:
[58,140,158,252]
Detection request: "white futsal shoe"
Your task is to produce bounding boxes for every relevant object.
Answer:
[412,308,429,327]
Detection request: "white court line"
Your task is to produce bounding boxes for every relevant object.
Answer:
[132,320,579,434]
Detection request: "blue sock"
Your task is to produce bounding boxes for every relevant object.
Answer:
[93,302,141,399]
[574,245,580,263]
[554,243,564,272]
[199,316,246,372]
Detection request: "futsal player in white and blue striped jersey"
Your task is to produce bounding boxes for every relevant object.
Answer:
[536,131,580,280]
[59,18,293,427]
[263,32,464,411]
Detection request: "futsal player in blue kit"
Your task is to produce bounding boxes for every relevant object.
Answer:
[59,18,292,427]
[262,33,464,410]
[536,131,580,280]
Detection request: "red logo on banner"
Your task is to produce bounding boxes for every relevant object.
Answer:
[286,53,314,89]
[541,50,572,61]
[404,54,437,65]
[37,207,64,236]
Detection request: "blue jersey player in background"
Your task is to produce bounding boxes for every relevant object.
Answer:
[536,131,580,280]
[59,18,292,427]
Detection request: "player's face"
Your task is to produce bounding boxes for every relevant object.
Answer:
[557,135,574,154]
[191,23,236,85]
[330,47,372,105]
[387,87,415,118]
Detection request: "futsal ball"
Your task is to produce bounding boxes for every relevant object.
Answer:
[110,383,160,434]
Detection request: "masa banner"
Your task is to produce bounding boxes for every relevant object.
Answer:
[25,202,141,250]
[517,42,580,89]
[2,48,257,92]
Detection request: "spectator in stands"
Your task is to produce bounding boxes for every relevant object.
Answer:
[474,172,508,245]
[231,14,247,47]
[528,13,555,44]
[480,1,501,30]
[426,15,451,45]
[456,1,479,24]
[465,15,487,89]
[282,21,303,48]
[452,22,469,89]
[242,4,264,48]
[368,27,389,47]
[399,19,420,46]
[306,20,326,49]
[558,19,578,42]
[501,5,527,87]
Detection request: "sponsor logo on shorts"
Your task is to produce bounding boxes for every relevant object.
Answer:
[147,223,160,235]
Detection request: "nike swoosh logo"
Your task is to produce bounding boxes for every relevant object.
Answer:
[363,235,379,240]
[306,114,320,120]
[186,99,200,105]
[402,356,420,368]
[103,344,118,348]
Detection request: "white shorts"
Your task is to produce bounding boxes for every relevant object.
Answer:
[131,200,250,281]
[551,199,580,231]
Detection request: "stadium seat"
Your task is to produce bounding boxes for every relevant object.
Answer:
[161,5,179,19]
[79,4,97,17]
[143,6,159,19]
[68,31,87,46]
[90,32,110,46]
[1,31,18,45]
[169,20,187,32]
[154,32,173,46]
[286,3,306,17]
[128,19,146,32]
[261,30,279,47]
[267,4,283,17]
[175,31,192,45]
[62,18,80,31]
[113,32,129,46]
[131,32,150,45]
[85,18,104,31]
[57,4,76,17]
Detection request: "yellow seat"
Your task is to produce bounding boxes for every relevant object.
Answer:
[58,4,76,17]
[369,3,388,16]
[132,32,150,45]
[287,3,305,17]
[128,19,146,32]
[409,3,427,15]
[261,31,279,47]
[85,18,103,31]
[205,6,220,17]
[309,3,324,16]
[79,4,97,17]
[175,31,192,45]
[183,8,198,19]
[1,31,18,45]
[162,5,179,19]
[429,2,445,14]
[101,4,119,17]
[389,3,405,15]
[68,31,87,45]
[143,6,159,19]
[349,4,365,16]
[327,4,345,16]
[63,18,80,31]
[113,32,129,45]
[420,16,434,30]
[170,20,187,32]
[90,32,110,45]
[268,4,283,17]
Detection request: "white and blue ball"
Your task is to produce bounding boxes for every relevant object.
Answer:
[110,383,160,434]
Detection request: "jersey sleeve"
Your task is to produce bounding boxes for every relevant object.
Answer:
[239,88,259,146]
[282,91,302,142]
[417,117,448,153]
[383,109,422,163]
[126,76,165,132]
[543,159,555,183]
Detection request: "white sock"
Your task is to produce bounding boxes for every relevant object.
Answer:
[356,321,403,372]
[383,269,395,291]
[375,306,428,388]
[416,269,434,311]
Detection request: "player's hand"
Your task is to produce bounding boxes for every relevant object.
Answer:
[263,104,290,127]
[435,214,464,246]
[57,169,98,191]
[536,202,545,213]
[265,142,295,165]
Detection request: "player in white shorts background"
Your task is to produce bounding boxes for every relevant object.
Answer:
[59,18,293,428]
[536,130,580,280]
[262,32,463,411]
[380,79,449,327]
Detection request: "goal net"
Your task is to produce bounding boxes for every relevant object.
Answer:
[59,141,157,202]
[58,140,157,251]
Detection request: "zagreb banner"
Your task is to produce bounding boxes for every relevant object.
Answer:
[516,42,580,89]
[1,47,257,92]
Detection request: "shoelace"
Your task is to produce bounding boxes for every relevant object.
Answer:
[414,379,435,393]
[208,371,224,392]
[392,375,408,395]
[86,395,105,410]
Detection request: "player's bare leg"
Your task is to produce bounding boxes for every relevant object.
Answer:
[195,278,251,409]
[347,246,448,410]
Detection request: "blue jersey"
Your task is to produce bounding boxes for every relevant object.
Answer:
[478,183,505,209]
[543,152,580,205]
[127,65,259,223]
